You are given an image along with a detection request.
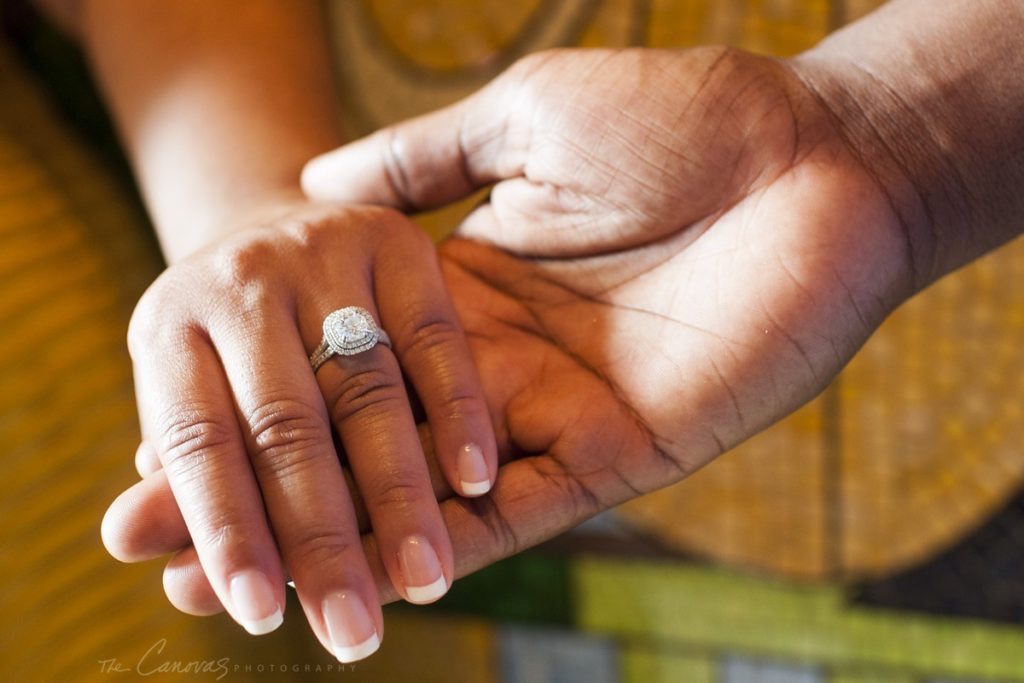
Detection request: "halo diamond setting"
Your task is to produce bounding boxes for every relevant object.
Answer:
[309,306,391,372]
[324,307,379,355]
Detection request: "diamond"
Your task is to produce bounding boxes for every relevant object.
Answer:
[323,307,379,355]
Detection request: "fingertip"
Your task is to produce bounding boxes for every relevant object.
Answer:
[397,535,450,605]
[301,150,344,201]
[321,591,383,663]
[100,495,132,563]
[456,442,492,497]
[164,549,225,617]
[302,136,405,207]
[228,569,285,636]
[404,575,449,604]
[333,631,381,664]
[135,440,161,477]
[460,479,492,497]
[101,471,192,563]
[101,480,162,563]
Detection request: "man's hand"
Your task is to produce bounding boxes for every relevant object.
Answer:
[304,46,916,457]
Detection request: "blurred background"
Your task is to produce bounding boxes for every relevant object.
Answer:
[3,0,1024,680]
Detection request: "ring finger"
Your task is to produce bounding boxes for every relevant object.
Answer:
[306,293,453,606]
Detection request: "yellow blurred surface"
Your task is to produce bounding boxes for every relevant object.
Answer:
[5,1,1024,681]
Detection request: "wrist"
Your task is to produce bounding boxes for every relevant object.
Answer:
[150,185,310,264]
[789,0,1024,294]
[786,52,942,295]
[80,0,343,264]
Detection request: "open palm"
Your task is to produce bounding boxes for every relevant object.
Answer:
[308,46,918,579]
[310,43,912,544]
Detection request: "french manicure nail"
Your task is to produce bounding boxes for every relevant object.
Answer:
[322,592,380,663]
[398,536,447,604]
[229,570,283,636]
[457,442,491,496]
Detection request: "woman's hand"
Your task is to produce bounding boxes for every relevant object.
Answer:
[115,200,495,661]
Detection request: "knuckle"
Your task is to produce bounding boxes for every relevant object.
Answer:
[482,503,522,559]
[375,221,434,273]
[401,317,463,360]
[212,238,277,295]
[127,295,154,351]
[248,399,327,454]
[367,478,429,513]
[190,516,251,552]
[127,276,181,353]
[400,318,487,422]
[126,306,152,358]
[246,399,329,475]
[495,521,520,558]
[705,44,746,71]
[438,393,484,423]
[288,205,413,253]
[330,367,404,425]
[155,407,237,477]
[288,525,357,568]
[381,126,414,208]
[363,205,414,245]
[281,216,332,252]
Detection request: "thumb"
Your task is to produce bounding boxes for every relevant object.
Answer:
[301,79,526,211]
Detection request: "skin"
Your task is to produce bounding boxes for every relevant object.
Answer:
[93,0,1024,662]
[66,0,499,660]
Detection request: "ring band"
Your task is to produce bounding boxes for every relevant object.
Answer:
[310,306,391,372]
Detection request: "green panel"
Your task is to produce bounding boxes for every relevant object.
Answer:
[622,647,715,683]
[409,551,573,625]
[573,559,1024,681]
[350,611,498,683]
[831,671,916,683]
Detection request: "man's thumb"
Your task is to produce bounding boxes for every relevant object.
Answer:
[301,88,518,211]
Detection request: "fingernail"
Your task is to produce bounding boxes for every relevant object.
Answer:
[457,442,491,496]
[398,536,448,604]
[229,570,283,636]
[322,592,380,663]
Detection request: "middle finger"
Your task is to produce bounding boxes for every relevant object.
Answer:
[210,301,384,663]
